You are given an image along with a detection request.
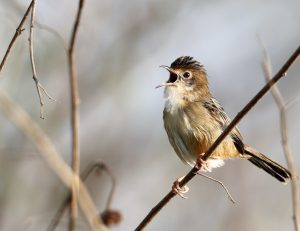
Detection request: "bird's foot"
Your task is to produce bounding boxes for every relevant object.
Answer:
[196,154,210,172]
[172,177,189,199]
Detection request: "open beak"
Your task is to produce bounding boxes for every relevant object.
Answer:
[156,65,178,89]
[159,65,178,75]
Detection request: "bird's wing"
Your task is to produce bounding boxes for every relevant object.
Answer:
[203,97,244,154]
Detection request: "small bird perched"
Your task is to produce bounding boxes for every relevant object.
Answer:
[157,56,291,183]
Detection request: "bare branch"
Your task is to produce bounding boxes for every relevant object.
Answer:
[0,91,106,231]
[0,1,33,73]
[28,0,55,119]
[261,42,300,231]
[68,0,85,229]
[135,45,300,231]
[47,160,116,231]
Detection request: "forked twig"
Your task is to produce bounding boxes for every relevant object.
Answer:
[260,42,300,231]
[135,45,300,231]
[28,0,54,119]
[47,160,116,231]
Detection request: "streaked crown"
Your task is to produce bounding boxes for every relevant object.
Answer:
[170,56,206,72]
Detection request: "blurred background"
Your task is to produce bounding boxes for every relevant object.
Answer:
[0,0,300,230]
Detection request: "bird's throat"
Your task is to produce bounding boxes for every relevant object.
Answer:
[164,86,187,113]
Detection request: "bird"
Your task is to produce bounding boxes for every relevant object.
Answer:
[157,56,291,183]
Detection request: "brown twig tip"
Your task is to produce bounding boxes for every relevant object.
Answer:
[17,28,26,34]
[101,209,122,227]
[0,1,33,73]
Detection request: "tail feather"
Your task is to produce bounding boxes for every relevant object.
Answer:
[244,145,291,183]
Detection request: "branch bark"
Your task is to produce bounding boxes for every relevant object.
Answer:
[68,0,85,229]
[135,45,300,231]
[261,45,300,231]
[0,1,33,73]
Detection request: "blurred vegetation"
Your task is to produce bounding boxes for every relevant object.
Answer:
[0,0,299,230]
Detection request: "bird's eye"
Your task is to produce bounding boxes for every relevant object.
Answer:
[182,71,191,78]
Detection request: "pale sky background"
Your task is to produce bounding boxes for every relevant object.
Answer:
[0,0,300,230]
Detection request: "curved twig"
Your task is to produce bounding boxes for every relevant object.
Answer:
[47,160,116,231]
[197,173,235,204]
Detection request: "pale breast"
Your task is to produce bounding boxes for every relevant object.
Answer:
[163,108,198,166]
[163,101,240,168]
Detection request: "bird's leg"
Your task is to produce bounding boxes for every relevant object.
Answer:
[196,153,210,172]
[172,176,189,199]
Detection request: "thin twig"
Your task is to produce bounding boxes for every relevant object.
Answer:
[28,0,54,119]
[197,173,235,203]
[0,91,106,231]
[286,95,300,110]
[68,0,85,229]
[261,43,300,231]
[81,161,116,211]
[135,45,300,231]
[47,160,116,231]
[0,1,33,73]
[35,21,68,51]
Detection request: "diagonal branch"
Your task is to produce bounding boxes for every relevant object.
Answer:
[135,45,300,231]
[0,1,33,73]
[68,0,85,229]
[261,44,300,231]
[28,0,54,119]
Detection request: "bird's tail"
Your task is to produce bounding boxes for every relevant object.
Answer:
[244,145,291,183]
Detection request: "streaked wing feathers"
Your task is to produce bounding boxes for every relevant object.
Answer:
[203,98,244,154]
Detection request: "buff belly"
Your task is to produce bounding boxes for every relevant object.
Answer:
[163,107,240,171]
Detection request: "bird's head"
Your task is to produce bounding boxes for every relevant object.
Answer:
[157,56,210,110]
